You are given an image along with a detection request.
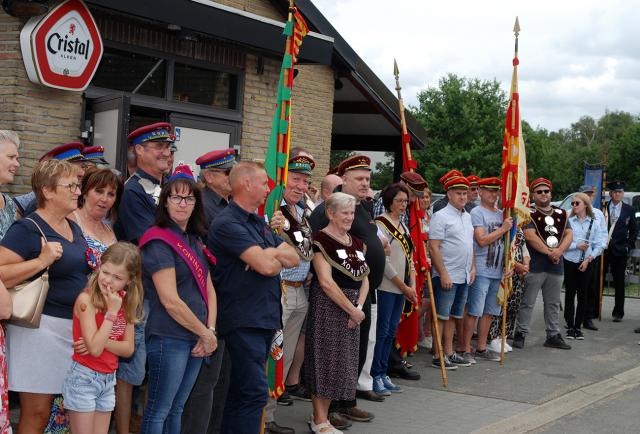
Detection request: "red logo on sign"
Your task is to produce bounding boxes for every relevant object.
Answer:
[20,0,103,91]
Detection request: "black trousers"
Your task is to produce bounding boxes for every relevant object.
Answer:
[585,256,602,320]
[329,296,372,411]
[563,259,593,329]
[605,253,628,318]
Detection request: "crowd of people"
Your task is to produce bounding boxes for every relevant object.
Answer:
[0,123,636,434]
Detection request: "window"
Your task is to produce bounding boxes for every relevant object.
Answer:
[173,62,238,109]
[92,48,166,98]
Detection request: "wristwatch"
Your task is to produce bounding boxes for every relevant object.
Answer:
[208,326,217,336]
[356,304,363,311]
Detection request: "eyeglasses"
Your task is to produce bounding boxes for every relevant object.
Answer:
[58,183,81,192]
[535,189,550,195]
[168,194,196,205]
[209,168,231,176]
[393,198,409,203]
[571,201,582,206]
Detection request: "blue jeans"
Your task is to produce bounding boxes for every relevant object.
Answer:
[221,327,272,434]
[141,336,203,434]
[371,290,405,378]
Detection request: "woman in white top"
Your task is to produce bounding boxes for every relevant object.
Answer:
[370,183,418,395]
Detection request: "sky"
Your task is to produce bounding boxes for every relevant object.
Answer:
[311,0,640,132]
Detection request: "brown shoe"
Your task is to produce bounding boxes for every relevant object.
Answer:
[328,412,352,430]
[129,414,143,433]
[356,389,385,402]
[339,406,374,422]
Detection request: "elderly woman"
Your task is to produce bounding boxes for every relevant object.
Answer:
[563,192,603,341]
[70,168,122,265]
[139,164,217,434]
[0,159,91,433]
[0,130,20,432]
[306,192,369,434]
[371,183,417,395]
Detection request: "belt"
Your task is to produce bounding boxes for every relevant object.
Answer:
[282,280,304,288]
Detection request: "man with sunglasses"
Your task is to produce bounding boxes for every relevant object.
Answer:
[196,149,237,224]
[513,178,572,350]
[113,122,175,434]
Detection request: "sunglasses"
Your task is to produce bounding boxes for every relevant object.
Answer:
[535,189,550,195]
[571,201,582,206]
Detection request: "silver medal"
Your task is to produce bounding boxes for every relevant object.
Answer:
[546,236,559,248]
[283,218,290,231]
[544,216,555,225]
[545,225,558,235]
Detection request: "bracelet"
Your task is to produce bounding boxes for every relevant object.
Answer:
[356,304,363,311]
[208,326,217,336]
[105,312,118,323]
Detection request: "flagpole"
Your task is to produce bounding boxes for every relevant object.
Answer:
[394,60,447,388]
[599,152,608,320]
[501,17,520,365]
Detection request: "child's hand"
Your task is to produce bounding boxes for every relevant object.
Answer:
[106,285,123,313]
[73,337,89,355]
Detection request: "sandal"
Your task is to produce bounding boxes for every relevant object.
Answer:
[309,416,343,434]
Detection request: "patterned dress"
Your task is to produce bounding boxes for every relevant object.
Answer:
[0,193,15,434]
[489,229,527,340]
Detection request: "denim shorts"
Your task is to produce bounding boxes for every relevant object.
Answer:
[116,300,148,385]
[467,275,502,317]
[433,276,468,320]
[62,361,116,412]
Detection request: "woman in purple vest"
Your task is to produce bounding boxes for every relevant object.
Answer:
[138,164,218,434]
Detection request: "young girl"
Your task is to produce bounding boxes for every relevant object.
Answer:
[62,242,143,434]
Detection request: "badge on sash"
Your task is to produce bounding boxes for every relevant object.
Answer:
[356,250,365,261]
[337,249,348,259]
[293,231,303,242]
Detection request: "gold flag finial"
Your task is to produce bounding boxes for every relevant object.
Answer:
[393,58,399,78]
[513,16,520,36]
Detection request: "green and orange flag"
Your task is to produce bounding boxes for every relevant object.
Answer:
[262,2,308,399]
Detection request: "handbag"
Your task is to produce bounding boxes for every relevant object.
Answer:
[7,217,50,328]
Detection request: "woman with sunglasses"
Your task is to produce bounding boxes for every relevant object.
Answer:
[563,192,604,340]
[0,160,91,433]
[138,164,217,434]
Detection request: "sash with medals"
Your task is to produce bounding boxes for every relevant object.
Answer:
[375,215,414,280]
[133,173,161,206]
[139,227,216,309]
[280,204,313,261]
[313,231,370,281]
[531,206,568,248]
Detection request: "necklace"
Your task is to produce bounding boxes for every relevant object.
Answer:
[537,207,553,216]
[322,227,350,244]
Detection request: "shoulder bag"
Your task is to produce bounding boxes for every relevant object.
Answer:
[8,217,50,328]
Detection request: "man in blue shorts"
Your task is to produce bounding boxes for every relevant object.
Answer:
[429,173,475,370]
[461,177,512,363]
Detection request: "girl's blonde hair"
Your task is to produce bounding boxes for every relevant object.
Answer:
[88,242,144,324]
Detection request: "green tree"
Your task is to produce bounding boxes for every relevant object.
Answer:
[329,150,354,172]
[370,152,394,191]
[608,123,640,191]
[410,74,508,192]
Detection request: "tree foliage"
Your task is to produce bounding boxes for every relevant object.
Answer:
[408,73,640,198]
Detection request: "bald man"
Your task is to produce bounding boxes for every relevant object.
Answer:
[208,161,299,434]
[319,174,343,204]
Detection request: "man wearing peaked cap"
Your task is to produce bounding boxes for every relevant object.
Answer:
[82,145,109,167]
[428,173,475,369]
[604,181,638,323]
[261,154,316,433]
[432,170,473,214]
[112,122,175,431]
[461,177,513,362]
[512,176,573,350]
[196,148,238,225]
[466,174,480,210]
[309,153,384,423]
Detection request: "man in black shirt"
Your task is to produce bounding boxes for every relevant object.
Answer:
[310,155,385,424]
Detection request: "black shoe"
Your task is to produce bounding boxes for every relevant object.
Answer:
[388,361,421,380]
[264,421,295,434]
[328,412,352,430]
[512,331,525,349]
[544,333,572,350]
[277,391,293,406]
[574,329,584,340]
[356,389,385,402]
[613,316,623,323]
[634,327,640,334]
[286,384,311,402]
[566,328,575,340]
[583,320,598,331]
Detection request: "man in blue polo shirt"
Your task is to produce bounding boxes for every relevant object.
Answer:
[209,161,299,434]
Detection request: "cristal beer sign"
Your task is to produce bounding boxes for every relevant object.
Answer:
[20,0,103,91]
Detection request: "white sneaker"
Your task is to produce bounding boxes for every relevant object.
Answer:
[418,336,432,349]
[487,339,501,353]
[504,341,513,352]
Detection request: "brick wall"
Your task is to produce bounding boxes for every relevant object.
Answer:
[208,0,283,21]
[240,55,334,182]
[0,13,83,194]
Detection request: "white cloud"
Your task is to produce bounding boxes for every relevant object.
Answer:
[311,0,640,131]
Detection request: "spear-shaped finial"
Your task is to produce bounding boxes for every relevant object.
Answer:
[513,16,520,57]
[393,58,402,96]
